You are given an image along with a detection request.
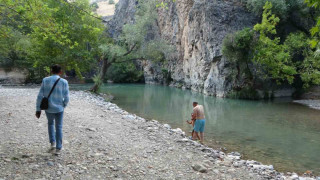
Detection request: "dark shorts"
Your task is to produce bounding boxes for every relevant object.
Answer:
[194,119,205,132]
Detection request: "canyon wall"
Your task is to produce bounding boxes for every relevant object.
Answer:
[110,0,258,97]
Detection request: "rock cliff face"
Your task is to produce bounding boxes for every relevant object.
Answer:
[110,0,258,97]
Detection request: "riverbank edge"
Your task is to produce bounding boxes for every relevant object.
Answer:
[73,89,317,179]
[293,100,320,110]
[1,85,318,179]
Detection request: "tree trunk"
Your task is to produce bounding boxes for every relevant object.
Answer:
[236,63,241,80]
[90,58,110,93]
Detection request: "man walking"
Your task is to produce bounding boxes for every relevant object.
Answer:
[192,102,205,143]
[36,64,69,155]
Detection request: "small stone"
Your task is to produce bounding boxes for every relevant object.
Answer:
[85,128,97,132]
[47,161,54,166]
[177,138,189,143]
[213,169,219,174]
[61,175,73,180]
[22,154,30,158]
[107,157,114,161]
[172,128,183,134]
[192,163,208,173]
[109,166,118,171]
[290,174,299,180]
[94,153,103,156]
[163,124,171,129]
[233,160,245,167]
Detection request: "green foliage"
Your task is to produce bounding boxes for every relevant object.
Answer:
[107,62,144,83]
[222,28,256,79]
[0,0,105,81]
[93,74,103,92]
[253,2,296,84]
[222,28,255,62]
[120,0,173,62]
[243,0,307,20]
[284,32,309,59]
[161,68,173,84]
[245,0,288,18]
[300,55,320,87]
[90,0,173,92]
[305,0,320,8]
[91,2,99,11]
[223,1,320,96]
[306,0,320,52]
[156,0,176,9]
[227,86,261,100]
[300,0,320,88]
[0,29,32,70]
[108,0,115,5]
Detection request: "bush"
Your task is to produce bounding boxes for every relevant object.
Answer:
[161,68,173,84]
[243,0,307,20]
[108,0,115,5]
[106,62,144,83]
[222,28,255,62]
[227,86,261,100]
[222,28,256,79]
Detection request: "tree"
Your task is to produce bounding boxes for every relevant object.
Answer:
[223,1,319,94]
[90,0,173,92]
[222,28,256,82]
[0,0,105,80]
[253,1,297,84]
[306,0,320,54]
[244,0,308,20]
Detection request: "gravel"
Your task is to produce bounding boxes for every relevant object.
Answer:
[0,87,317,180]
[294,100,320,110]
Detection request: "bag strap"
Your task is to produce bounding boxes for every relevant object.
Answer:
[47,78,61,98]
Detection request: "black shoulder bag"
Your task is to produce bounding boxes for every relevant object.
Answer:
[40,78,61,110]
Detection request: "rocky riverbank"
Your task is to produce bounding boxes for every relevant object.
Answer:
[0,87,318,180]
[294,100,320,110]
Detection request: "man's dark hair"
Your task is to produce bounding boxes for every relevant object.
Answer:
[193,102,198,105]
[51,64,62,74]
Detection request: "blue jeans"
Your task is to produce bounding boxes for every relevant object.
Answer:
[45,111,64,150]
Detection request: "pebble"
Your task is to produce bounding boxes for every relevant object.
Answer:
[163,124,171,129]
[192,163,208,173]
[0,88,316,180]
[290,174,299,180]
[85,127,97,132]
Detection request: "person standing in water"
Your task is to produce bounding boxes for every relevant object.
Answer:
[191,102,205,142]
[35,64,69,155]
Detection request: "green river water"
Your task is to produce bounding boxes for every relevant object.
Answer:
[71,84,320,175]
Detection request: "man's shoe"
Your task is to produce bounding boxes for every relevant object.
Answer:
[55,149,61,156]
[47,143,55,153]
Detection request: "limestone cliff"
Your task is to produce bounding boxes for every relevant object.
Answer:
[110,0,258,97]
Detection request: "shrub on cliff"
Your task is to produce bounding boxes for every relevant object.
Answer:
[91,2,99,11]
[222,28,256,81]
[243,0,307,20]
